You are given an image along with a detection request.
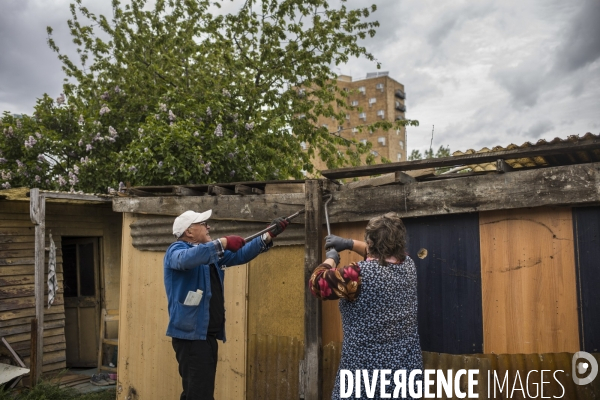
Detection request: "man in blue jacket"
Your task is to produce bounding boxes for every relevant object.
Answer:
[164,209,288,400]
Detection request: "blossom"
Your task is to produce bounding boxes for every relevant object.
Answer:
[108,126,118,137]
[228,152,235,159]
[222,88,231,97]
[100,91,110,100]
[206,107,212,117]
[158,161,163,168]
[1,171,11,180]
[0,158,6,164]
[73,165,79,175]
[144,147,149,152]
[37,154,46,162]
[56,93,65,105]
[78,139,84,146]
[35,175,41,183]
[214,124,223,137]
[114,85,121,93]
[80,156,90,165]
[245,122,254,130]
[169,110,176,121]
[68,171,79,185]
[118,182,126,192]
[99,105,111,116]
[16,119,22,129]
[35,132,42,139]
[138,128,144,136]
[86,144,93,152]
[159,103,167,112]
[155,114,160,120]
[1,182,10,189]
[24,136,37,148]
[129,166,137,173]
[203,162,212,175]
[93,120,102,126]
[16,160,24,168]
[230,170,236,177]
[78,115,85,124]
[193,131,199,137]
[58,175,66,187]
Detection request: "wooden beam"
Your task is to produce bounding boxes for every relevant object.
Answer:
[321,138,600,179]
[234,184,264,195]
[40,192,111,202]
[173,186,206,196]
[264,183,305,194]
[28,189,45,384]
[112,193,305,221]
[325,162,600,222]
[303,180,323,400]
[496,159,514,173]
[343,171,415,191]
[208,185,235,196]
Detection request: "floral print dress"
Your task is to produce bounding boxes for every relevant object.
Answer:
[310,256,423,400]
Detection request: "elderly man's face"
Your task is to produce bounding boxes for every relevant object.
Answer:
[182,221,212,244]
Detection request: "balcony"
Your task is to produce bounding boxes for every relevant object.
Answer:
[395,103,406,112]
[395,89,406,99]
[395,115,405,121]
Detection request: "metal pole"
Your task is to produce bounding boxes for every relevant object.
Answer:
[243,209,305,242]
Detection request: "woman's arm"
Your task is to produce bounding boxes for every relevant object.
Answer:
[325,235,368,257]
[350,240,368,257]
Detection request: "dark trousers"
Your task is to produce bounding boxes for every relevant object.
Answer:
[172,336,219,400]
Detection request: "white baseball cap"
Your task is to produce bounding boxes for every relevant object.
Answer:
[173,209,212,237]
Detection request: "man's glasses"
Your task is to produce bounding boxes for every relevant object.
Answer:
[198,221,209,227]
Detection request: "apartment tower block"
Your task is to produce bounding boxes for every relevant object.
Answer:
[311,71,407,172]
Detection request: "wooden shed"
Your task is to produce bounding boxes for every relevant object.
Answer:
[112,133,600,399]
[0,188,122,383]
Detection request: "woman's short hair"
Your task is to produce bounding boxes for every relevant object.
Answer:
[364,212,407,265]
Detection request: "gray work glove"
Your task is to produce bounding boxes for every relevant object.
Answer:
[325,248,340,265]
[325,235,353,252]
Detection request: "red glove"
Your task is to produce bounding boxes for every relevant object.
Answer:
[224,235,245,252]
[268,217,289,238]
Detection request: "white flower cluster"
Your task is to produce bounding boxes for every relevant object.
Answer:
[214,124,223,137]
[100,105,111,116]
[24,136,37,149]
[245,122,254,130]
[56,93,65,105]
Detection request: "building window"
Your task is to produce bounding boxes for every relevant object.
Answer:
[352,127,359,133]
[300,141,307,150]
[376,83,384,91]
[298,114,305,119]
[377,110,385,119]
[345,114,350,120]
[397,153,402,161]
[298,88,305,97]
[369,98,377,106]
[359,112,366,121]
[371,150,379,157]
[351,100,359,107]
[322,124,328,129]
[399,140,404,149]
[378,137,386,146]
[358,86,366,95]
[360,139,368,145]
[338,125,344,132]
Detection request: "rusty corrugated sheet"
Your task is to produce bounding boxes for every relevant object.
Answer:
[247,334,303,400]
[318,343,600,400]
[129,215,305,251]
[453,133,600,172]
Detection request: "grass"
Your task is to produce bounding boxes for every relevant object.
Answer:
[0,381,116,400]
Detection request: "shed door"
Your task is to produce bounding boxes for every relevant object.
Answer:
[63,238,101,367]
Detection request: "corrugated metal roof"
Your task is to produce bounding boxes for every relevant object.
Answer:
[0,187,112,202]
[453,132,600,172]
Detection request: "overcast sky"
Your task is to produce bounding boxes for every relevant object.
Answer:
[1,0,598,154]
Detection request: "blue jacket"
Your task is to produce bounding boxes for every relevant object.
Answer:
[163,236,271,341]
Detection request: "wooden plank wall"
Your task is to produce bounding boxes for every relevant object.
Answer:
[117,213,248,400]
[573,206,600,352]
[403,213,483,354]
[0,200,122,375]
[480,207,580,354]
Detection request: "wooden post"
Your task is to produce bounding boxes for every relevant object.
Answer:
[29,318,38,385]
[303,180,323,399]
[29,188,45,383]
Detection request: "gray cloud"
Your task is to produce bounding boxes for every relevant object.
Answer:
[523,120,555,139]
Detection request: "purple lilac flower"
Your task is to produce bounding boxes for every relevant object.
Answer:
[58,175,66,187]
[16,160,24,168]
[1,182,10,189]
[24,136,37,148]
[94,120,102,126]
[74,165,80,174]
[206,107,212,117]
[7,126,14,136]
[100,91,110,100]
[159,103,167,112]
[129,166,137,173]
[107,137,116,143]
[68,171,79,185]
[100,105,111,116]
[108,126,117,137]
[35,175,41,183]
[0,158,6,164]
[169,110,176,121]
[86,144,93,152]
[203,162,211,175]
[78,139,84,146]
[1,171,11,180]
[214,124,223,137]
[37,154,46,162]
[35,132,42,139]
[56,93,65,105]
[228,152,235,159]
[114,85,121,93]
[245,122,254,130]
[118,182,126,192]
[16,119,22,129]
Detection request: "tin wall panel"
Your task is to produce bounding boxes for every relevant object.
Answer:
[573,206,600,352]
[403,213,483,354]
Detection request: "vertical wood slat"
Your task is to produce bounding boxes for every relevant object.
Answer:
[572,206,600,352]
[29,188,45,383]
[479,207,579,354]
[303,180,323,400]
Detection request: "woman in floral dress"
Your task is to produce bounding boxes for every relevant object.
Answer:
[310,212,423,400]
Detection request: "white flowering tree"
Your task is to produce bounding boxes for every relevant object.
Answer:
[0,0,417,193]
